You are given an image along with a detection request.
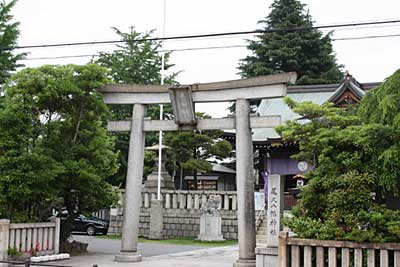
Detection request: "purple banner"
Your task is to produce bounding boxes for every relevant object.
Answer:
[267,158,312,175]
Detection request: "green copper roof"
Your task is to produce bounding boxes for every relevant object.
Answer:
[253,91,332,141]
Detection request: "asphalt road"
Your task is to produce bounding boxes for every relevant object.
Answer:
[73,235,204,257]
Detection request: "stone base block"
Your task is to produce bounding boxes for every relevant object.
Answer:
[114,251,142,262]
[198,214,224,241]
[144,179,175,190]
[197,234,225,242]
[149,199,164,239]
[255,246,278,267]
[233,258,256,267]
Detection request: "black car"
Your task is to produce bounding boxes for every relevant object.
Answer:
[51,212,110,236]
[72,214,109,236]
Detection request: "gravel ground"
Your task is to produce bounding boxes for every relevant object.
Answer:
[73,235,205,257]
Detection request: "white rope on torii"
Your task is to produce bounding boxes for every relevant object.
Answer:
[98,72,297,266]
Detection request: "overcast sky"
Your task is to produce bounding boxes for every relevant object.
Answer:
[12,0,400,117]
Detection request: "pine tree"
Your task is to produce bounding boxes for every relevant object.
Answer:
[0,0,25,87]
[239,0,342,85]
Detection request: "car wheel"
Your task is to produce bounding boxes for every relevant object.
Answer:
[86,225,96,236]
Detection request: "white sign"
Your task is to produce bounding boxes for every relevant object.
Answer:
[297,161,308,172]
[267,174,283,247]
[254,192,265,210]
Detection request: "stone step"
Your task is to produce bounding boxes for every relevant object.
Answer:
[256,238,268,244]
[257,226,268,231]
[257,230,268,235]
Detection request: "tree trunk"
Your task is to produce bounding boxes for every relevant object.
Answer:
[72,104,84,143]
[179,167,183,190]
[61,194,78,241]
[193,148,198,190]
[193,169,198,190]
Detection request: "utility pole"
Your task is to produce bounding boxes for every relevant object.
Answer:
[157,0,167,200]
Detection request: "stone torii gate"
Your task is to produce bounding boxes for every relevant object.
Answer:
[99,72,296,267]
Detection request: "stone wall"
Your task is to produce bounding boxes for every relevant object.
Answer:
[109,208,150,236]
[139,210,150,237]
[108,207,239,240]
[162,209,238,240]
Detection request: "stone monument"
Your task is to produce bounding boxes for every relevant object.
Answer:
[255,174,284,267]
[144,144,174,190]
[197,195,224,241]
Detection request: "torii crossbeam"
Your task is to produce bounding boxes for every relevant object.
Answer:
[99,72,297,267]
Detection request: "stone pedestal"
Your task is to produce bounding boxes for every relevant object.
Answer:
[144,144,175,190]
[149,199,164,239]
[115,251,142,262]
[234,259,258,267]
[198,214,224,241]
[198,195,224,241]
[144,178,174,190]
[255,247,278,267]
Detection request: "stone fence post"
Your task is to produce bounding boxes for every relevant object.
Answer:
[278,232,288,267]
[149,200,164,239]
[51,218,61,254]
[0,219,10,262]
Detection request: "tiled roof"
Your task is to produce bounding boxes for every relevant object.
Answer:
[252,78,381,141]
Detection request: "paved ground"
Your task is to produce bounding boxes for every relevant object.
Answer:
[51,245,238,267]
[73,235,205,257]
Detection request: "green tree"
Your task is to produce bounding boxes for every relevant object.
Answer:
[359,69,400,127]
[0,64,119,240]
[276,69,400,242]
[165,113,232,190]
[0,90,61,221]
[358,69,400,193]
[0,0,25,87]
[96,27,176,85]
[95,27,177,186]
[239,0,342,85]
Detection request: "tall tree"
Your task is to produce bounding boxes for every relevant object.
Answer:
[0,64,119,240]
[239,0,342,85]
[0,0,25,87]
[95,27,178,186]
[95,27,176,85]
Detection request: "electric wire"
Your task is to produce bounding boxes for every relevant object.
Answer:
[19,32,400,61]
[332,33,400,41]
[7,19,400,51]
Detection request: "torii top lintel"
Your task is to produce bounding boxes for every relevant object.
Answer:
[98,72,297,105]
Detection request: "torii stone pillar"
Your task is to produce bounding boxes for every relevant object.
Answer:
[99,72,297,265]
[234,99,256,267]
[114,104,145,262]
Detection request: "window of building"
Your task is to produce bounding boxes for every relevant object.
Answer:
[187,180,217,190]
